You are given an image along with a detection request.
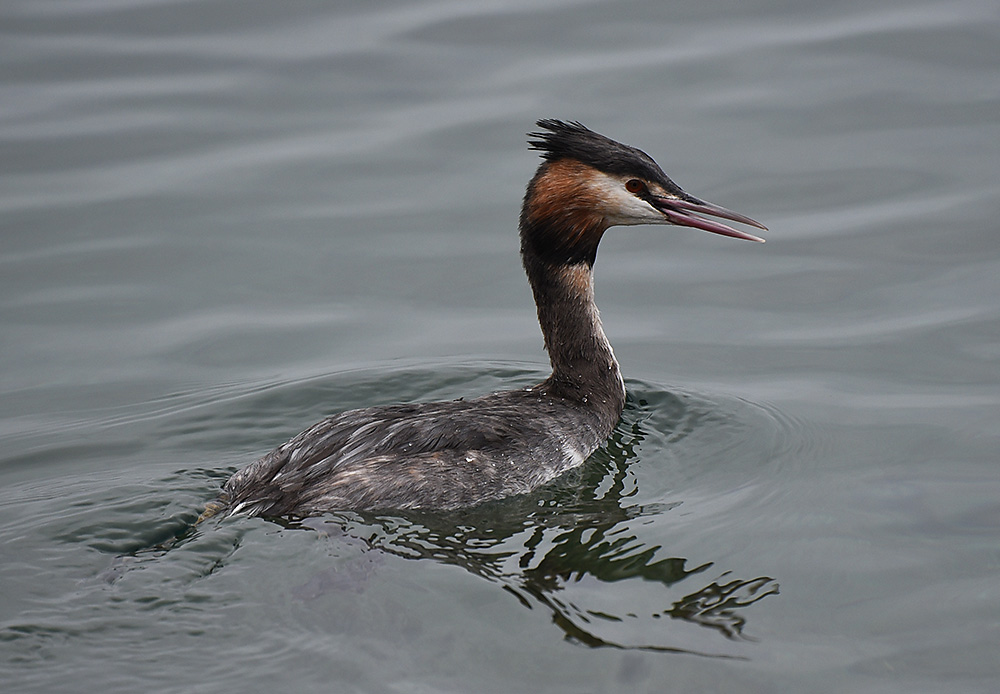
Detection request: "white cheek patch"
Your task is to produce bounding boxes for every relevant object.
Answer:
[585,171,669,226]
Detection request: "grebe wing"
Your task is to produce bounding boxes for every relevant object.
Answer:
[218,394,563,515]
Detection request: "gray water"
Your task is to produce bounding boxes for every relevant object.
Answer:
[2,0,999,692]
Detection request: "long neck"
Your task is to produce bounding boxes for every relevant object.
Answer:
[521,249,626,412]
[518,161,626,421]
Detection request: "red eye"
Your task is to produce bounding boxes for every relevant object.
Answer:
[625,179,644,193]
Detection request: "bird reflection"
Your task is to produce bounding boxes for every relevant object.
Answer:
[290,397,779,657]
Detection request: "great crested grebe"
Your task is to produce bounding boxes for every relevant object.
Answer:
[201,120,765,519]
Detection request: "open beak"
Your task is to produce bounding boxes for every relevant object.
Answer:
[652,195,767,243]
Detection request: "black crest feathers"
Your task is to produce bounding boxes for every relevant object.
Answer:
[527,119,675,187]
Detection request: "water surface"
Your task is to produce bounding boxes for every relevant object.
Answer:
[2,0,999,692]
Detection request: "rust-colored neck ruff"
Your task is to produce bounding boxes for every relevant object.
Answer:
[520,160,610,266]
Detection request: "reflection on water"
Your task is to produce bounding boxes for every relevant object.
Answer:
[263,397,780,658]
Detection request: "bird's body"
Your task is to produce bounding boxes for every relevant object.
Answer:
[202,120,765,519]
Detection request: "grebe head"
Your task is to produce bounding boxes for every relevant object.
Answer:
[520,120,766,265]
